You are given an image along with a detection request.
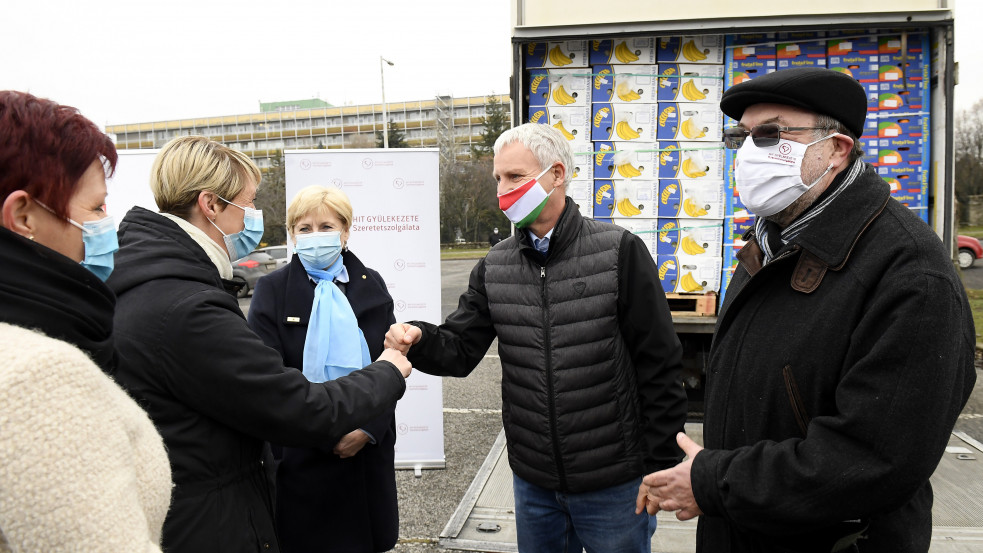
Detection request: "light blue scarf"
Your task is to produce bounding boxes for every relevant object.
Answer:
[301,255,371,382]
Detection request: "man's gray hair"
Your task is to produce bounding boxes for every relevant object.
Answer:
[493,123,573,188]
[814,114,864,164]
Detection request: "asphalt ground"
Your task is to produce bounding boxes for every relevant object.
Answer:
[240,258,983,552]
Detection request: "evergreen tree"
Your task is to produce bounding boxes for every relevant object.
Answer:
[472,94,511,159]
[376,120,407,148]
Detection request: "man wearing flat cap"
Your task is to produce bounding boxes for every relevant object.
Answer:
[636,67,976,552]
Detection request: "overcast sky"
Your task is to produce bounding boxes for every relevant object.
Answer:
[2,0,981,129]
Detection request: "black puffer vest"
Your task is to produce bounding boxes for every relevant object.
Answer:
[485,206,645,493]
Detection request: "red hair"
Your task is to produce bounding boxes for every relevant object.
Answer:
[0,91,118,219]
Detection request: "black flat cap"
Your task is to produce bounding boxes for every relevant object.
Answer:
[720,67,868,137]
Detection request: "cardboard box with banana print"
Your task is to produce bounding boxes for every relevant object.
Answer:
[592,64,660,104]
[656,103,723,142]
[656,255,723,293]
[588,37,657,65]
[590,103,657,141]
[528,68,592,108]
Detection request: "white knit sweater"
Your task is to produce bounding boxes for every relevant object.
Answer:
[0,323,172,553]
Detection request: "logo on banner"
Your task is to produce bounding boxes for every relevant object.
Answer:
[397,423,409,435]
[361,158,374,169]
[393,177,405,189]
[394,258,406,271]
[300,159,311,170]
[331,178,342,189]
[395,299,406,312]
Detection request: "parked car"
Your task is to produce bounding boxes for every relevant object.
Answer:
[257,245,289,267]
[232,251,278,298]
[958,235,983,269]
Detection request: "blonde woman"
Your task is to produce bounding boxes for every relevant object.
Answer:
[107,137,411,553]
[247,186,399,552]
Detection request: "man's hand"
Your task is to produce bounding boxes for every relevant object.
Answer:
[636,433,705,520]
[378,347,412,378]
[385,323,422,355]
[333,429,370,458]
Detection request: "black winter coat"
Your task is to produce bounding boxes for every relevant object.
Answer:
[108,207,406,553]
[691,163,977,552]
[247,252,399,553]
[408,198,686,493]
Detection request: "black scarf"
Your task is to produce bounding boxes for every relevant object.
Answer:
[0,226,117,374]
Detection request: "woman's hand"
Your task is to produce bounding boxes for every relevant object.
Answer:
[333,429,371,458]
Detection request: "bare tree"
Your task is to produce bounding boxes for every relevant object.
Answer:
[439,157,507,243]
[256,151,287,246]
[955,97,983,209]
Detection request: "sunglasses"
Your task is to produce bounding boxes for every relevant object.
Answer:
[723,124,828,149]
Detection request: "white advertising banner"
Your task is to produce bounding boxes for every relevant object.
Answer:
[106,150,159,225]
[284,148,445,470]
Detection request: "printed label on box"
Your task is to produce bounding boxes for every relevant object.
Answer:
[591,103,658,141]
[657,142,725,180]
[874,114,924,138]
[729,59,777,86]
[656,64,725,103]
[657,35,724,64]
[827,35,879,55]
[568,181,594,219]
[524,41,589,68]
[611,179,659,219]
[658,180,725,219]
[593,141,659,180]
[656,255,723,293]
[727,33,776,60]
[528,105,592,148]
[593,64,660,104]
[588,37,657,65]
[528,68,592,107]
[592,180,617,218]
[826,55,878,82]
[656,103,722,142]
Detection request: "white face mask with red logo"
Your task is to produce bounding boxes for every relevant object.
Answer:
[735,133,838,217]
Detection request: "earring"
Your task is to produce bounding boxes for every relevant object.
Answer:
[28,235,35,241]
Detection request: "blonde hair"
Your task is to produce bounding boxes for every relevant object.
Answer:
[150,136,261,217]
[287,186,353,238]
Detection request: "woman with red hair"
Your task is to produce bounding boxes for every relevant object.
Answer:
[0,90,171,552]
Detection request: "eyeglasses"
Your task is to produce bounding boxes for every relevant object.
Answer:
[723,124,828,149]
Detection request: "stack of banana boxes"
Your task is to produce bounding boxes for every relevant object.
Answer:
[718,30,931,301]
[526,37,726,296]
[526,30,932,303]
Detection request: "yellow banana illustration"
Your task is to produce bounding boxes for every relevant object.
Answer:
[614,41,640,63]
[680,236,706,255]
[553,121,575,140]
[530,74,547,94]
[659,222,676,243]
[616,120,641,140]
[659,67,676,88]
[658,259,676,280]
[595,184,612,204]
[658,106,676,127]
[595,144,611,166]
[681,157,707,178]
[593,107,610,128]
[527,43,537,56]
[681,118,706,139]
[594,68,611,90]
[682,197,708,217]
[660,183,678,204]
[616,198,642,217]
[552,85,577,105]
[681,79,707,101]
[616,81,641,102]
[659,145,677,166]
[617,162,642,178]
[549,45,573,66]
[592,40,602,51]
[530,110,546,123]
[682,40,708,62]
[680,272,704,292]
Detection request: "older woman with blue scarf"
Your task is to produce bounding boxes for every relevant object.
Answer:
[248,185,400,553]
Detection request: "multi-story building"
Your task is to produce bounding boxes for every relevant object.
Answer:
[107,94,510,169]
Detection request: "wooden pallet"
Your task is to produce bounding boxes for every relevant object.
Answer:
[666,292,717,317]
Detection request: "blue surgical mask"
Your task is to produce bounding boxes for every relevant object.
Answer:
[37,200,118,281]
[68,216,118,281]
[294,231,343,271]
[209,195,264,261]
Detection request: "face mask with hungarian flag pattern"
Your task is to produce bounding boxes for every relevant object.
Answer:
[498,165,554,228]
